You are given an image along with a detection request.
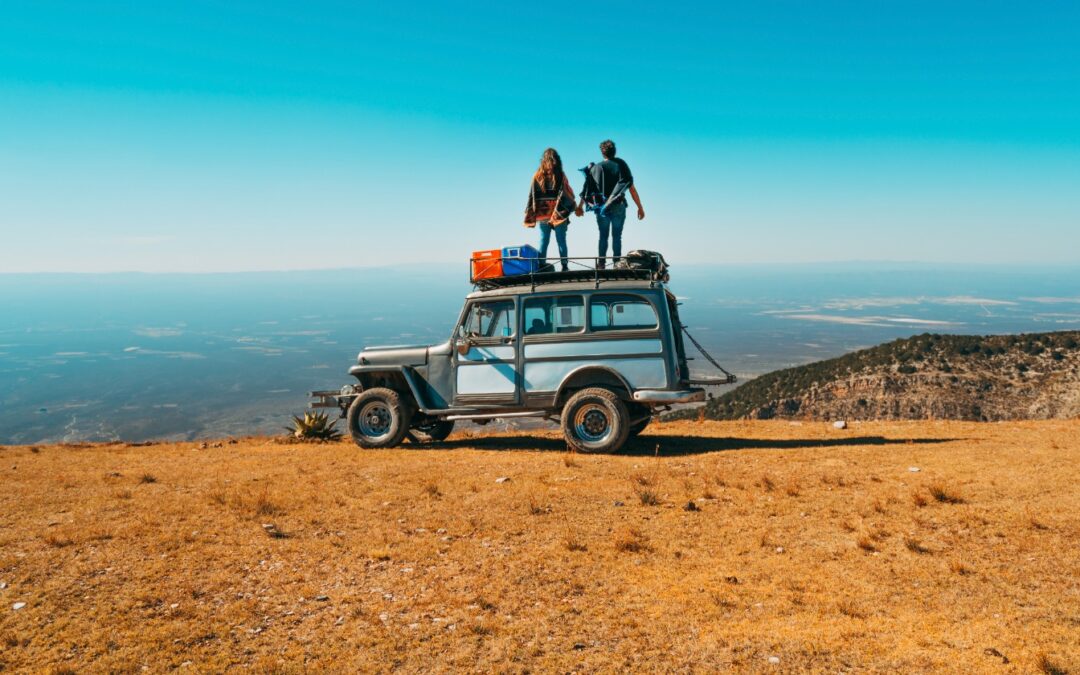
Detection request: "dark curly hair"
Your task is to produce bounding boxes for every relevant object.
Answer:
[599,139,616,159]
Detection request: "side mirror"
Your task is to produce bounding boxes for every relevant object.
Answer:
[456,338,472,356]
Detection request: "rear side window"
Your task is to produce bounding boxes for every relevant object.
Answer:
[524,296,585,335]
[589,294,659,331]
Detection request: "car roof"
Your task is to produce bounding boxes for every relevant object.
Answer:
[467,279,667,300]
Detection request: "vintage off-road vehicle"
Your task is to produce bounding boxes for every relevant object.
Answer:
[311,254,734,453]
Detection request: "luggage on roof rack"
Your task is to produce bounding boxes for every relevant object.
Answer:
[500,245,540,276]
[469,253,670,289]
[471,249,503,281]
[615,250,668,277]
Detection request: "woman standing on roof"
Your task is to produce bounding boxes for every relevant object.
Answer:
[524,148,576,272]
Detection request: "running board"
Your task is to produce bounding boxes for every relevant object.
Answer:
[445,411,548,422]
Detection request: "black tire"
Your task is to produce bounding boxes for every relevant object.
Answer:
[346,388,413,448]
[408,420,455,443]
[561,387,630,454]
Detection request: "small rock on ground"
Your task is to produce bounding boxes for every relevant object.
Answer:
[833,420,848,429]
[261,523,286,539]
[495,477,510,483]
[12,602,26,610]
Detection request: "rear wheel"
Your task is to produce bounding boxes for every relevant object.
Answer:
[408,419,455,443]
[347,388,413,448]
[561,387,630,454]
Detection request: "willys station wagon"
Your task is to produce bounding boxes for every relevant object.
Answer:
[311,253,734,453]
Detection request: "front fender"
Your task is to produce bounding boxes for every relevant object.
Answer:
[348,365,433,413]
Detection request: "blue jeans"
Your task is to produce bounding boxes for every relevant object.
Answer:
[538,221,568,269]
[596,201,627,264]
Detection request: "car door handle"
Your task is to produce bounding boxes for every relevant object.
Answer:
[501,337,513,344]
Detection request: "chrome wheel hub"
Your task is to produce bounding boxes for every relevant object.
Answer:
[358,401,393,439]
[574,404,612,444]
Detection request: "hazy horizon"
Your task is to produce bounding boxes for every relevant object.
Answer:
[4,260,1080,277]
[3,263,1078,444]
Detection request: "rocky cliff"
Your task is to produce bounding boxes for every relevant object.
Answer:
[677,331,1080,422]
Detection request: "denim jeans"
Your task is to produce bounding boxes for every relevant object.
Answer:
[537,221,568,269]
[596,201,627,264]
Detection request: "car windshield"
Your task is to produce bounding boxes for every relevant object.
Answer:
[461,300,516,338]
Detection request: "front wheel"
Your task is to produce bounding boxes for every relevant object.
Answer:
[561,387,630,454]
[347,388,413,448]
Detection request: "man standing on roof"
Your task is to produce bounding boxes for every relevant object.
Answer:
[575,139,645,269]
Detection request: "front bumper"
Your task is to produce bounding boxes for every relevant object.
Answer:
[632,388,705,404]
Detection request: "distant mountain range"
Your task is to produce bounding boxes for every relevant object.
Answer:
[674,331,1080,422]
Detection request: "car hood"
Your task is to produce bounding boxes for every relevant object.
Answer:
[357,344,429,367]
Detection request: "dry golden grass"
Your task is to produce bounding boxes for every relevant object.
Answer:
[0,420,1078,672]
[612,526,651,553]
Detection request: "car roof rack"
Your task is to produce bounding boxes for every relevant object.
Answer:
[470,255,669,291]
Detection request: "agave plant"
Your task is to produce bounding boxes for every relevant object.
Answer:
[285,411,343,442]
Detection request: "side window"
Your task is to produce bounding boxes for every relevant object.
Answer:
[461,300,516,338]
[523,296,584,335]
[589,294,659,331]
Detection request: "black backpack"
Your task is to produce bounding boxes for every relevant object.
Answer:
[578,164,605,212]
[615,250,669,279]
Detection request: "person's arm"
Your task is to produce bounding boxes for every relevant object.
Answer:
[524,180,537,227]
[603,160,633,212]
[629,185,645,220]
[565,174,584,217]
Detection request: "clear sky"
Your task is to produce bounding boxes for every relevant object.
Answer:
[2,1,1078,272]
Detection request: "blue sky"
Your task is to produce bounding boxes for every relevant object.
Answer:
[2,1,1078,272]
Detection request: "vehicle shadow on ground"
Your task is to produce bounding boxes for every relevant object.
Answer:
[622,435,959,457]
[432,434,959,456]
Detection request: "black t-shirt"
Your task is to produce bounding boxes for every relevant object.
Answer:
[590,158,634,204]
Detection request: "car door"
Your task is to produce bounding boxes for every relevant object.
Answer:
[453,298,519,406]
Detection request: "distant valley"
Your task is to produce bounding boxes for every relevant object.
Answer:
[3,264,1078,443]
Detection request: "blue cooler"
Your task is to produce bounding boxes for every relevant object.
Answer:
[501,245,540,275]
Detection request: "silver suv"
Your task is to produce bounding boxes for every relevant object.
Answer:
[312,257,731,453]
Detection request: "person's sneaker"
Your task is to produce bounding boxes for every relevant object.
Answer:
[596,261,606,270]
[560,264,570,273]
[538,262,555,273]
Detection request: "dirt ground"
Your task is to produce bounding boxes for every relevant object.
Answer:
[1,420,1077,673]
